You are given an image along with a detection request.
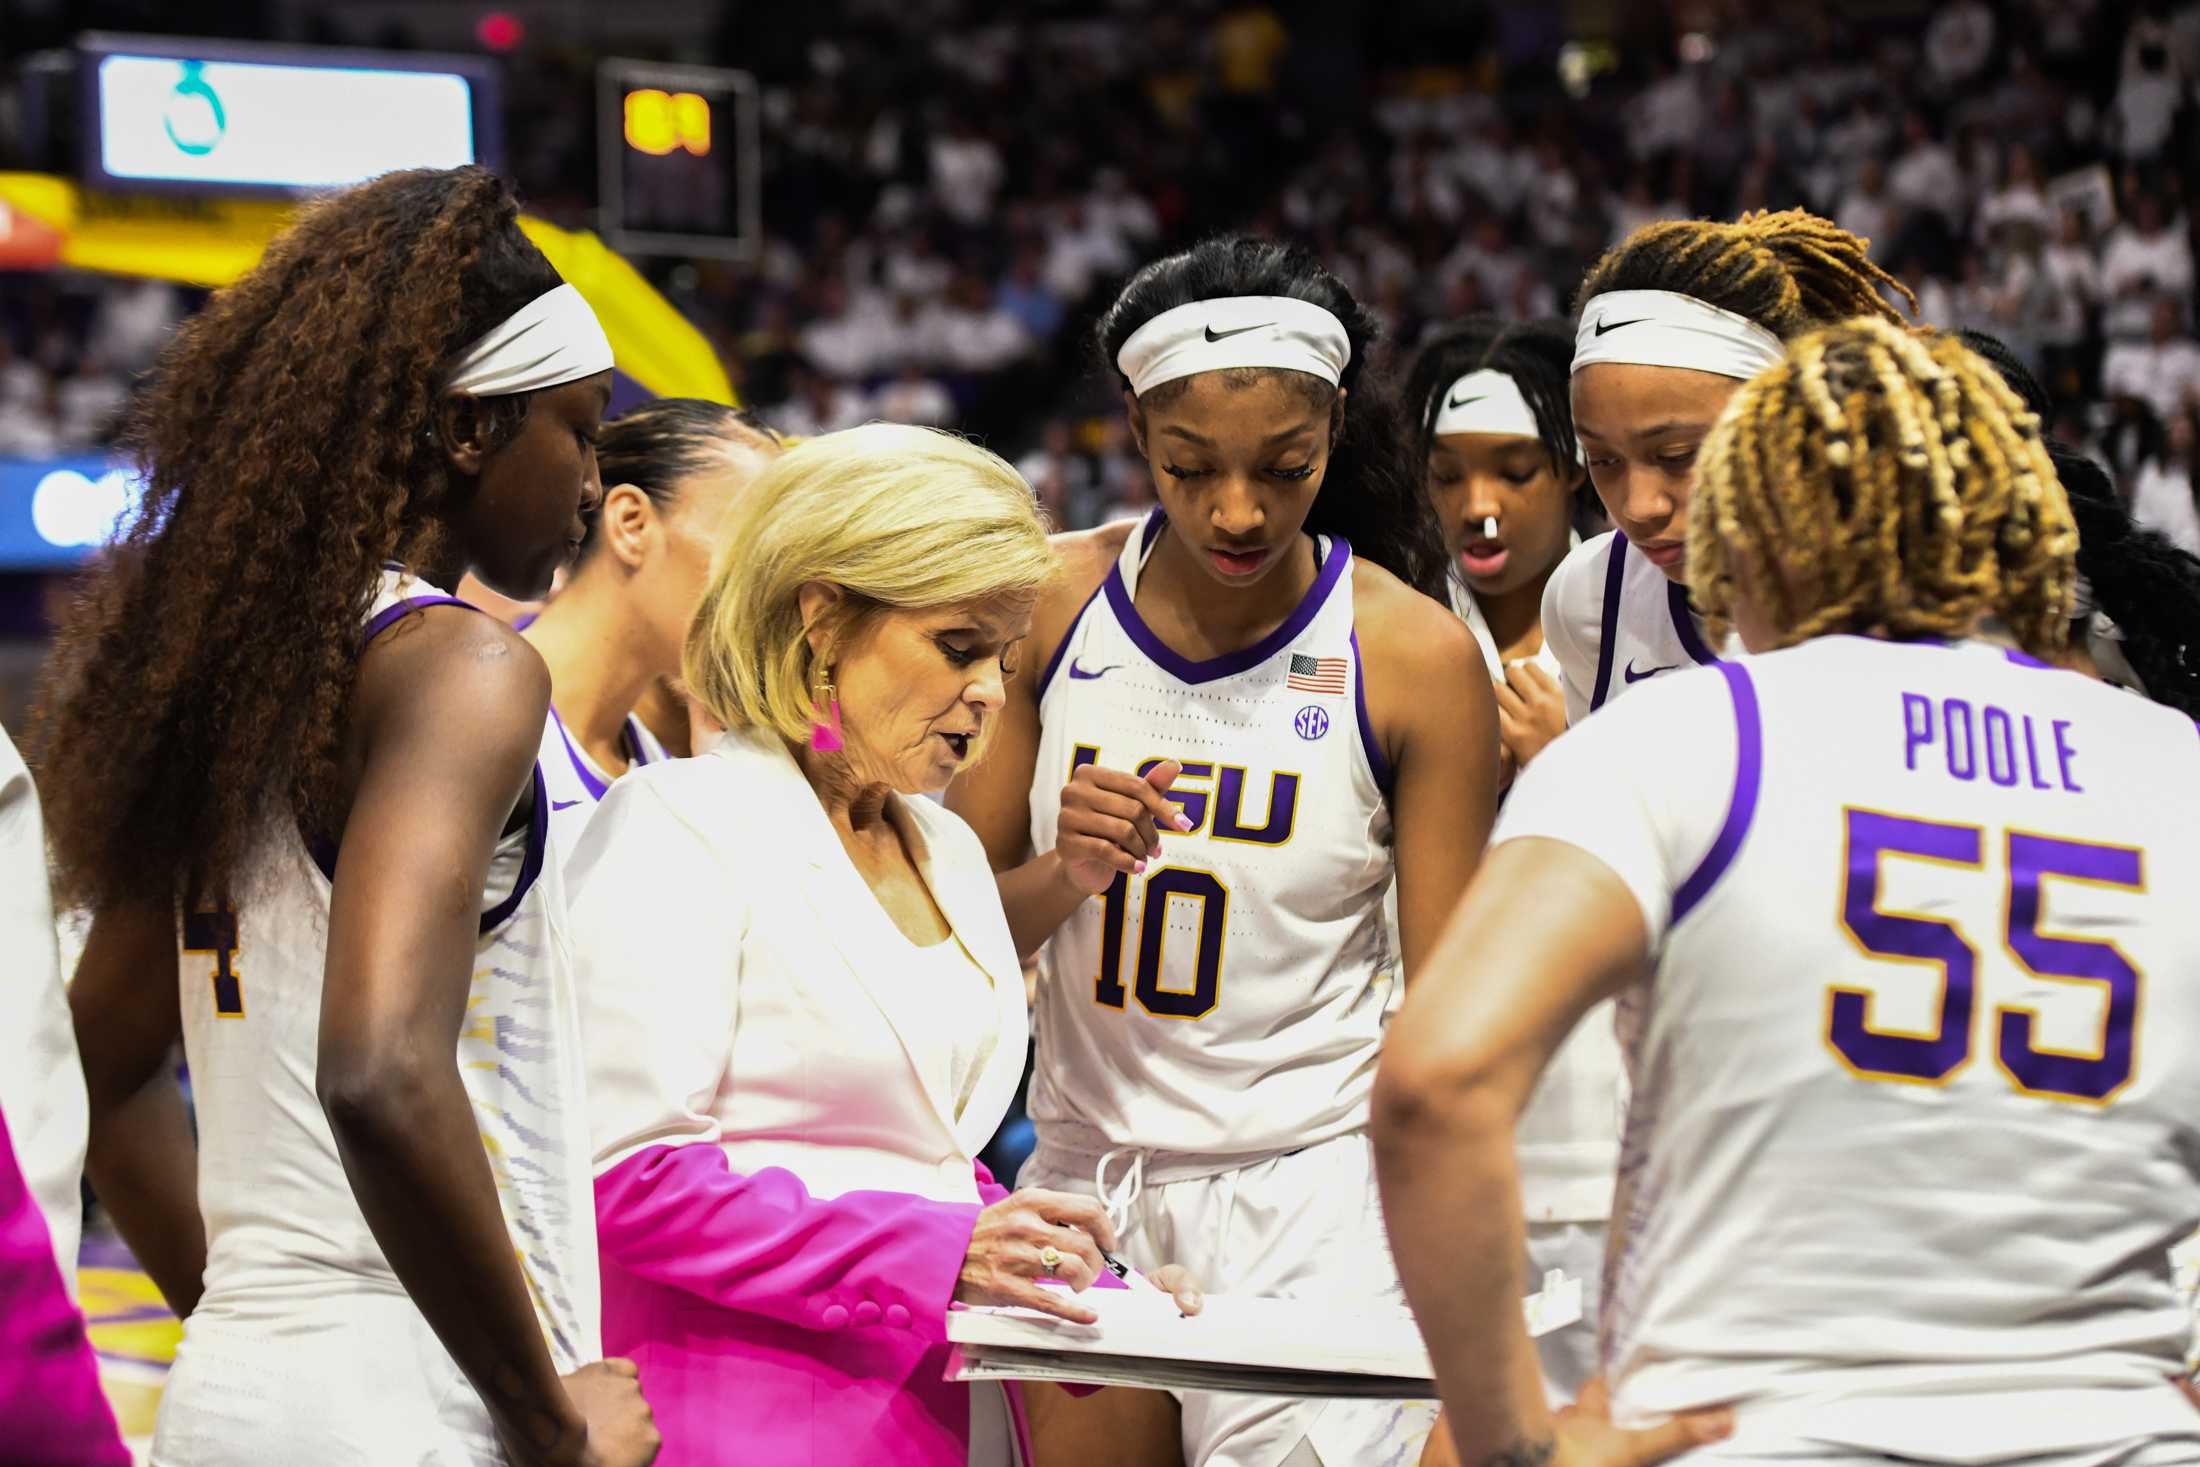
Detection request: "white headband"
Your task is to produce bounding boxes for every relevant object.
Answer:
[1432,369,1541,439]
[1116,295,1351,397]
[445,284,615,398]
[1571,289,1785,382]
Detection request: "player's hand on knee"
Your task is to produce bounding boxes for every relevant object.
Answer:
[560,1357,662,1467]
[1144,1262,1206,1314]
[1056,759,1192,893]
[1551,1379,1732,1465]
[955,1188,1118,1323]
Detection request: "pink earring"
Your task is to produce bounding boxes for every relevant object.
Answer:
[809,676,843,753]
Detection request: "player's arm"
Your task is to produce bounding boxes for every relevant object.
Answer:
[949,525,1181,960]
[1362,581,1500,979]
[316,610,597,1467]
[70,904,203,1316]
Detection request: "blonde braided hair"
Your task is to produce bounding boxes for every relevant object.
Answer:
[1690,319,2076,654]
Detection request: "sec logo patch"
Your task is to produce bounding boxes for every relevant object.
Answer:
[1294,705,1330,741]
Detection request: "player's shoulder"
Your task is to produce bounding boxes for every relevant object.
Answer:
[355,602,550,756]
[1047,520,1134,608]
[1349,554,1478,671]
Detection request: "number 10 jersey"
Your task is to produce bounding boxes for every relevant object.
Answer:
[1027,513,1395,1162]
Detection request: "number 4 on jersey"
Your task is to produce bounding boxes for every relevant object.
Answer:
[184,905,245,1018]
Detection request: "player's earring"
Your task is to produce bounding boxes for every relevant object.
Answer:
[809,669,844,753]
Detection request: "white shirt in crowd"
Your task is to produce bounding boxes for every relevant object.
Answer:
[2102,336,2200,423]
[2133,457,2200,555]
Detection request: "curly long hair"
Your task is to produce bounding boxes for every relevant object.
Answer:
[1096,236,1449,600]
[35,166,564,912]
[1690,319,2076,655]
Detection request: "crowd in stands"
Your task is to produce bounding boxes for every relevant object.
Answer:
[4,0,2200,547]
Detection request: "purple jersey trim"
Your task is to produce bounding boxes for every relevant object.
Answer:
[1102,522,1352,686]
[1668,581,1722,667]
[2003,647,2052,670]
[549,704,611,801]
[1033,579,1108,701]
[1587,533,1628,711]
[622,716,654,767]
[1348,629,1393,800]
[512,610,538,632]
[360,594,471,647]
[479,763,549,933]
[1671,660,1763,926]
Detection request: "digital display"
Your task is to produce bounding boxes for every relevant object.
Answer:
[82,36,497,195]
[0,456,144,569]
[598,60,758,261]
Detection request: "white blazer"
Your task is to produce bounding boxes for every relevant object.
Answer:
[567,728,1030,1206]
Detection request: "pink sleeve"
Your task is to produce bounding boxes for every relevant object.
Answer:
[0,1106,129,1466]
[595,1144,982,1341]
[974,1159,1010,1207]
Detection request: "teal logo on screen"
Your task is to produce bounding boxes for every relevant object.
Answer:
[163,62,226,156]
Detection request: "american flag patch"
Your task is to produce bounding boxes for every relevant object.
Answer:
[1287,653,1349,694]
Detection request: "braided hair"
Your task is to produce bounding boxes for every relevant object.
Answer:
[1575,208,1915,335]
[1958,329,2200,716]
[1096,236,1449,599]
[1691,319,2076,655]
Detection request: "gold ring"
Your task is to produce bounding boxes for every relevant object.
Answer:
[1039,1245,1063,1276]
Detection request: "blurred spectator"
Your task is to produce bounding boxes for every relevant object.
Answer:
[998,246,1067,343]
[1212,2,1289,96]
[2133,401,2200,554]
[771,365,871,439]
[872,363,957,428]
[87,280,183,374]
[1608,165,1688,246]
[2111,14,2188,159]
[927,274,1033,375]
[1092,418,1151,525]
[1088,169,1160,251]
[2101,193,2194,338]
[1976,146,2056,246]
[1888,111,1967,227]
[1016,419,1096,530]
[1925,0,1998,94]
[929,109,1005,226]
[55,355,126,451]
[1630,56,1704,161]
[2102,295,2200,423]
[799,277,900,381]
[1837,157,1897,258]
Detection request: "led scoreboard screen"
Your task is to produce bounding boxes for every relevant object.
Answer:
[598,60,759,260]
[79,33,500,196]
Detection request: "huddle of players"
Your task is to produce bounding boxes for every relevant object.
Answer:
[29,158,2200,1467]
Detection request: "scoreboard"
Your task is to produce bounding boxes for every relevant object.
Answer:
[597,59,759,262]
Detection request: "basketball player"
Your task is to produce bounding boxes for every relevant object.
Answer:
[949,236,1497,1467]
[1403,317,1586,780]
[1543,210,1911,722]
[523,400,780,857]
[1376,321,2200,1464]
[1402,317,1616,1403]
[45,169,656,1466]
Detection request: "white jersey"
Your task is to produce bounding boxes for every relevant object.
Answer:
[1028,513,1394,1162]
[1498,634,2200,1460]
[538,702,668,865]
[1446,573,1622,1230]
[1542,530,1729,724]
[160,568,599,1466]
[0,722,86,1289]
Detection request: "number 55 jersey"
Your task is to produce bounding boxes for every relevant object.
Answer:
[1497,634,2200,1462]
[1027,513,1395,1162]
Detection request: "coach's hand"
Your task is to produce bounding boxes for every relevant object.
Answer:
[955,1189,1119,1324]
[1055,759,1194,894]
[560,1358,661,1467]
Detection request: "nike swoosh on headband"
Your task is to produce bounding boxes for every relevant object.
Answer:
[1446,392,1487,409]
[1594,316,1649,336]
[1204,322,1274,342]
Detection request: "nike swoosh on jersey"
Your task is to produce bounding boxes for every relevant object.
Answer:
[1594,316,1649,336]
[550,798,584,810]
[1446,392,1487,409]
[1204,322,1274,342]
[1624,660,1677,683]
[1068,661,1122,681]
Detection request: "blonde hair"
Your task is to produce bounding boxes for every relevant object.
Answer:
[1690,318,2076,654]
[684,422,1056,744]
